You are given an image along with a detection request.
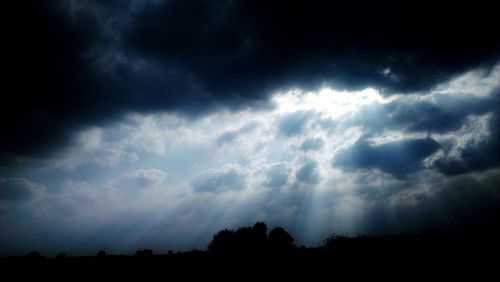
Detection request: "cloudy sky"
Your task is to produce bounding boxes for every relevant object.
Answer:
[1,0,499,256]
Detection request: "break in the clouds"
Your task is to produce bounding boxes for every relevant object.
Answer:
[1,64,500,256]
[1,1,500,256]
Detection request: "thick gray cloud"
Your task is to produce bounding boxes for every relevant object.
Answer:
[326,66,500,176]
[296,160,320,185]
[390,102,463,133]
[333,138,441,178]
[433,114,500,175]
[262,163,289,189]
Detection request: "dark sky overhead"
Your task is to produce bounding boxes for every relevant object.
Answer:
[1,0,499,256]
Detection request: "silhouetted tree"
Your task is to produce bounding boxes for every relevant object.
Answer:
[252,222,268,252]
[268,227,295,251]
[208,222,271,253]
[253,222,268,240]
[96,250,106,257]
[56,252,67,259]
[233,226,258,252]
[208,228,236,252]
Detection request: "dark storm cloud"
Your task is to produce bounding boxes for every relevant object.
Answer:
[436,93,500,176]
[333,138,441,178]
[3,0,499,162]
[391,102,463,133]
[336,86,500,175]
[351,100,468,135]
[126,0,499,95]
[385,93,500,133]
[3,1,127,161]
[434,113,500,176]
[345,89,500,137]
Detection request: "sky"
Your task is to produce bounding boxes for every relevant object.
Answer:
[1,0,500,256]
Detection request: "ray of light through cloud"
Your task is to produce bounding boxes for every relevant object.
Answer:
[1,62,500,256]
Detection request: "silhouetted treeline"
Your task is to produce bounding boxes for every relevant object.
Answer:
[2,221,499,278]
[207,222,295,253]
[6,221,500,259]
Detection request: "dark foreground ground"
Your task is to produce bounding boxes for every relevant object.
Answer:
[1,233,498,279]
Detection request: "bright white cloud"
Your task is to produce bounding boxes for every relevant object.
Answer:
[272,87,386,119]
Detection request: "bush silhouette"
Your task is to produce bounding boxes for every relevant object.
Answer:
[56,252,67,259]
[96,250,106,257]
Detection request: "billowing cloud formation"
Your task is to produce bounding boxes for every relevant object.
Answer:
[3,0,499,162]
[1,64,499,256]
